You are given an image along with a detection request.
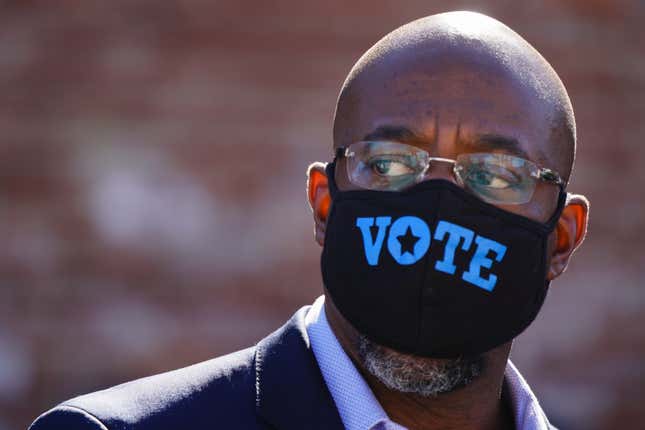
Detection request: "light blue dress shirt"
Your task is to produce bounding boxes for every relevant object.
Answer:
[304,295,552,430]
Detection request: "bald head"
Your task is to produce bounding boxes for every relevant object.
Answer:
[333,11,576,184]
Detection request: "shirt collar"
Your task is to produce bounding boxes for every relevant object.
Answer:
[305,295,552,430]
[305,296,405,430]
[504,360,552,430]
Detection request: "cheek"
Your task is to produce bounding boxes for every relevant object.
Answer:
[499,186,560,224]
[335,157,363,191]
[494,200,549,223]
[524,201,553,223]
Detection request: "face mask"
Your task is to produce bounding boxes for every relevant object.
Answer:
[321,161,567,358]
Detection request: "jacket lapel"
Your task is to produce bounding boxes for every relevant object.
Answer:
[255,306,344,430]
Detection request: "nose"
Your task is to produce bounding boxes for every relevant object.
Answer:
[420,158,458,184]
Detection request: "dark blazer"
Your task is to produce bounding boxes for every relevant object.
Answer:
[30,306,559,430]
[29,306,345,430]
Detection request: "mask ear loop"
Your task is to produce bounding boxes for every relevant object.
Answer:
[544,185,568,231]
[325,151,342,199]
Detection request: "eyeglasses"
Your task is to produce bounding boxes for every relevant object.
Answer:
[335,140,564,205]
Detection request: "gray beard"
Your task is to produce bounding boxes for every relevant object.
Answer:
[357,335,484,397]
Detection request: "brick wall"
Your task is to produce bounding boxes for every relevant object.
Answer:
[1,1,644,429]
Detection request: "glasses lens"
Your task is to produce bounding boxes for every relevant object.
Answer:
[454,153,538,204]
[345,141,428,191]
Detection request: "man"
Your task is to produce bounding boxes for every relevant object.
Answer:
[30,11,588,430]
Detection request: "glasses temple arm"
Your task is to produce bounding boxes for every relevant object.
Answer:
[536,168,564,187]
[335,147,347,159]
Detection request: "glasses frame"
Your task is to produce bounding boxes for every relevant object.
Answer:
[335,141,565,193]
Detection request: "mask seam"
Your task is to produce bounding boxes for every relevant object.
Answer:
[415,231,432,356]
[414,187,443,355]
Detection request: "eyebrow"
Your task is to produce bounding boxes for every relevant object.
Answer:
[463,133,531,160]
[360,126,535,161]
[362,125,427,145]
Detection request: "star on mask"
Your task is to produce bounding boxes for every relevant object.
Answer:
[397,226,420,256]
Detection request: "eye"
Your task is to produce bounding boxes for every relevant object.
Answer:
[367,156,415,177]
[465,165,521,189]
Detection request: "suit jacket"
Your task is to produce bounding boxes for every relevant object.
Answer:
[29,306,345,430]
[30,305,559,430]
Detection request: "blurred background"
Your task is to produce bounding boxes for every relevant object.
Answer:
[1,1,643,429]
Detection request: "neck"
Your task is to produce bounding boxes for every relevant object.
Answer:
[323,298,514,430]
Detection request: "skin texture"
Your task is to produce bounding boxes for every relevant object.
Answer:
[306,11,589,430]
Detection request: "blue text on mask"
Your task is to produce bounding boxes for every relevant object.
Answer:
[355,216,507,291]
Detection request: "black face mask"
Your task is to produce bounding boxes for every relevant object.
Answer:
[321,161,567,358]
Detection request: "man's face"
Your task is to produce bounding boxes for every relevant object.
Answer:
[328,50,565,396]
[308,27,588,397]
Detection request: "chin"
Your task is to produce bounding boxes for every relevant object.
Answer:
[357,335,485,397]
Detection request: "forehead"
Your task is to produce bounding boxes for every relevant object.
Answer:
[336,51,554,165]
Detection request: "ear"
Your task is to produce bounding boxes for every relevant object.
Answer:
[547,194,590,281]
[306,162,331,246]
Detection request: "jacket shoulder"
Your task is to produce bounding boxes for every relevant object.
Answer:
[30,346,267,430]
[30,405,108,430]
